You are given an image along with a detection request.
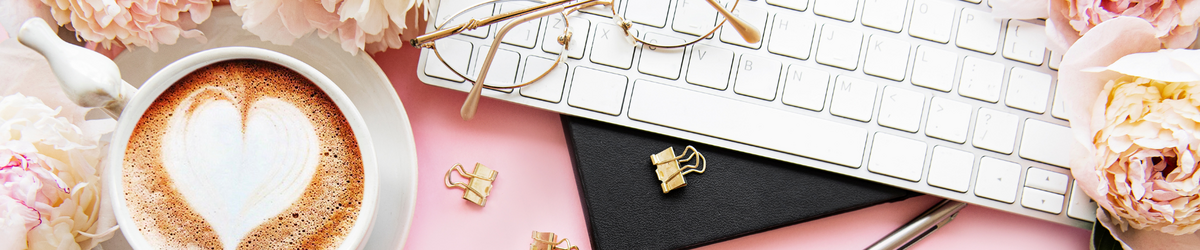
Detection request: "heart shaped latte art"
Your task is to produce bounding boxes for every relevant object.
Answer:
[162,88,319,248]
[122,60,365,250]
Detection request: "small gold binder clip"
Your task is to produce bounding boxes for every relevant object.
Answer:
[445,163,497,206]
[530,231,579,250]
[650,145,707,193]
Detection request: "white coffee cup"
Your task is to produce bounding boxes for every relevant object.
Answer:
[17,18,378,250]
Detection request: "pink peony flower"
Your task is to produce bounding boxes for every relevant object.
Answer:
[1060,16,1200,248]
[993,0,1200,51]
[39,0,215,51]
[0,150,71,229]
[229,0,427,55]
[1054,0,1200,50]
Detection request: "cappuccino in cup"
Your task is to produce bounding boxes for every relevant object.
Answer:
[121,59,364,249]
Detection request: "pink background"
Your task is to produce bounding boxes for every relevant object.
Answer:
[374,47,1091,249]
[0,27,1091,249]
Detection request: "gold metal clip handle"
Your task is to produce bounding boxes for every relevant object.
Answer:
[445,163,498,206]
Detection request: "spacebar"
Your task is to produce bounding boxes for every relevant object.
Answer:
[628,80,868,167]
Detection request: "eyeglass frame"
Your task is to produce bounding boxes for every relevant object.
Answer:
[411,0,755,119]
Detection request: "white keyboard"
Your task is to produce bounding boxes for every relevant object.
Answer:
[417,0,1098,228]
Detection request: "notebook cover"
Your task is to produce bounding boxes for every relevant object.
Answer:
[562,116,917,250]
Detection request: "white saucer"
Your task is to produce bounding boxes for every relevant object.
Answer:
[106,6,417,249]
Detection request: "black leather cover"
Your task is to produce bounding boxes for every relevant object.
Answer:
[562,116,917,250]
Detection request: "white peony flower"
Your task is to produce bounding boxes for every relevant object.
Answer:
[0,93,116,250]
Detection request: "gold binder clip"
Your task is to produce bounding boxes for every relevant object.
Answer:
[445,163,497,206]
[530,231,579,250]
[650,146,707,193]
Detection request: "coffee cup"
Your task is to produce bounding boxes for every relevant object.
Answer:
[18,18,378,250]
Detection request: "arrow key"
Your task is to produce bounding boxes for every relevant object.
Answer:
[1024,167,1068,194]
[1022,187,1065,214]
[975,157,1021,203]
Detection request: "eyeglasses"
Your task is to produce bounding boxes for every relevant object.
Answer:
[412,0,760,120]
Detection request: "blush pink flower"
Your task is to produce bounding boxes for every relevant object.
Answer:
[230,0,427,55]
[40,0,215,51]
[1054,0,1200,50]
[0,149,71,230]
[992,0,1200,51]
[1060,16,1200,248]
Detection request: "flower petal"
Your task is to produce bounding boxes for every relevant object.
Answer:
[1098,209,1200,247]
[1103,50,1200,82]
[1046,0,1082,52]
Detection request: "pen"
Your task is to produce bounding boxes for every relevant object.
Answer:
[866,199,967,250]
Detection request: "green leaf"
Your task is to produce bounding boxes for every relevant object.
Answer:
[1091,221,1124,250]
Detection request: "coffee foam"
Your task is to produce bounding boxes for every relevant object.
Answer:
[124,60,364,249]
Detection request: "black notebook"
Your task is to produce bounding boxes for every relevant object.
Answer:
[562,116,917,250]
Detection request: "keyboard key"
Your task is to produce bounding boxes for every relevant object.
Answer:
[928,146,974,192]
[470,46,520,89]
[543,17,590,59]
[1020,119,1072,168]
[864,35,911,81]
[673,0,718,36]
[861,0,909,32]
[436,0,492,38]
[629,80,870,167]
[498,2,542,48]
[815,0,860,22]
[1025,167,1069,194]
[816,24,864,70]
[721,4,768,48]
[769,13,817,60]
[424,38,472,82]
[781,65,831,111]
[926,97,972,143]
[734,54,783,100]
[568,67,629,115]
[956,8,1002,54]
[1006,67,1052,113]
[972,107,1019,154]
[686,44,735,89]
[1052,81,1069,120]
[911,46,957,91]
[1049,50,1063,70]
[1068,183,1098,221]
[519,56,568,103]
[908,0,954,43]
[878,86,925,132]
[868,132,928,181]
[1003,20,1047,65]
[830,76,878,122]
[580,2,613,17]
[959,56,1005,103]
[625,0,671,28]
[768,0,810,11]
[1022,187,1065,214]
[639,33,687,80]
[590,23,636,69]
[975,157,1021,203]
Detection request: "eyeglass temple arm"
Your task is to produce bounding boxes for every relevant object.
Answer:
[706,0,760,44]
[461,4,569,120]
[412,0,579,47]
